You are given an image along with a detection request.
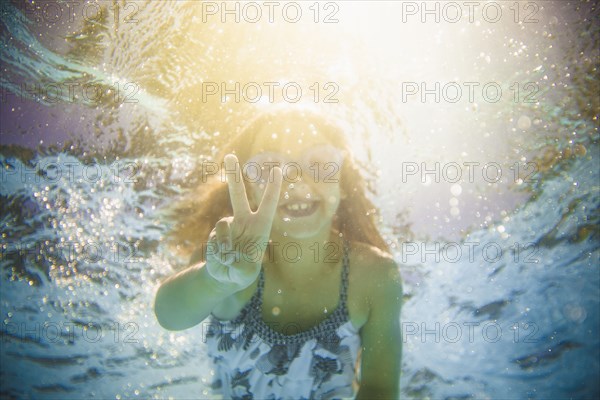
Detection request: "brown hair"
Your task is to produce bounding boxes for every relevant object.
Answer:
[165,108,389,260]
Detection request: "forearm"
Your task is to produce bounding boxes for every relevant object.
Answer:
[154,262,239,331]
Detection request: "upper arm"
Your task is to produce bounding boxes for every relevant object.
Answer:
[357,257,403,399]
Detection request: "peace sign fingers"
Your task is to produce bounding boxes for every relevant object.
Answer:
[206,154,282,289]
[224,154,251,216]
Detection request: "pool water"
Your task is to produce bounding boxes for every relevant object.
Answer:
[1,1,598,399]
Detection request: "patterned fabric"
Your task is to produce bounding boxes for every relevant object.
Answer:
[205,241,361,400]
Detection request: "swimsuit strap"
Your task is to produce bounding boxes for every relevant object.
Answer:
[340,238,350,306]
[257,261,265,298]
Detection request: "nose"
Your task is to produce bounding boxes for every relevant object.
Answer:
[283,179,314,199]
[280,163,304,184]
[284,168,312,186]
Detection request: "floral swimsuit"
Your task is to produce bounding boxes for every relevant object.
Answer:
[205,243,361,399]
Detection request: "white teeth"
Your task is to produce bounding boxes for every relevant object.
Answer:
[285,202,311,211]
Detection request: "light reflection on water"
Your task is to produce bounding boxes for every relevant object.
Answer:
[1,1,598,399]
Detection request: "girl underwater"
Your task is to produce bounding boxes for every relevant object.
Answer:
[155,109,403,399]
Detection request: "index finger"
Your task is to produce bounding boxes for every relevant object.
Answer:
[224,154,251,216]
[257,166,283,219]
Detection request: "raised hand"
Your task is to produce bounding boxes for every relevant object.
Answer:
[206,154,283,288]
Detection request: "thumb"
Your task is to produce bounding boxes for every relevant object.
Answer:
[215,218,232,251]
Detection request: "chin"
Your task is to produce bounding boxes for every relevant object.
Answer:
[273,226,323,240]
[272,211,333,240]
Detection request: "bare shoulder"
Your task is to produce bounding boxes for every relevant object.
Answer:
[349,241,402,291]
[346,241,403,328]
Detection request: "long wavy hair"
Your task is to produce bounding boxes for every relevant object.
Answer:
[166,108,389,261]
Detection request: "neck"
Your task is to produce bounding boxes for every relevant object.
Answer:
[264,226,343,277]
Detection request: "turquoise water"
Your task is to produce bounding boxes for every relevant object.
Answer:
[1,2,599,399]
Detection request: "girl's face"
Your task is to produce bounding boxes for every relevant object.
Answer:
[244,119,345,239]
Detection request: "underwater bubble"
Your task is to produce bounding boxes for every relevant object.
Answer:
[305,193,311,199]
[574,144,587,156]
[517,115,532,130]
[288,183,295,189]
[563,304,587,323]
[450,184,462,196]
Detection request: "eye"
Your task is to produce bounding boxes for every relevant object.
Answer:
[244,152,286,184]
[306,146,344,168]
[255,154,286,180]
[307,154,327,166]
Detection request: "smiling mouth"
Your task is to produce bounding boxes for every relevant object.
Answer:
[279,201,320,218]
